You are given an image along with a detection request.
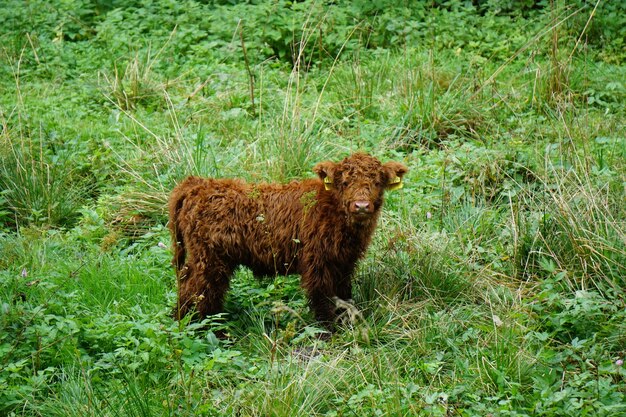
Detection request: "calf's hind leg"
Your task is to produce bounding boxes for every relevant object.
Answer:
[175,255,232,321]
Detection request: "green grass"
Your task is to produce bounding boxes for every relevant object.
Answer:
[1,1,626,416]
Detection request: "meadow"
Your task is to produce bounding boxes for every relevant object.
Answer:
[1,1,625,415]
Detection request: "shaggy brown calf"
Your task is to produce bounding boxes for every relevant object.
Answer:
[168,153,407,328]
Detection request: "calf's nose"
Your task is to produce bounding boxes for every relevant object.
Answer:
[352,200,372,213]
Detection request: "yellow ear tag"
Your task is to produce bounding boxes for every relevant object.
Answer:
[387,176,403,191]
[323,177,333,191]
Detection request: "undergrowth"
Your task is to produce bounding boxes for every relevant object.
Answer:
[1,1,625,416]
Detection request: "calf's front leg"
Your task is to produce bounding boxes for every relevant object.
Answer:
[301,266,355,330]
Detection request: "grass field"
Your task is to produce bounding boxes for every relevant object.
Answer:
[1,1,625,415]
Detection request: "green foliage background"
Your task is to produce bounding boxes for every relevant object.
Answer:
[1,0,625,416]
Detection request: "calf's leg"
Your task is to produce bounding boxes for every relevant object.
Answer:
[301,267,343,330]
[305,286,336,329]
[175,255,232,321]
[335,274,353,302]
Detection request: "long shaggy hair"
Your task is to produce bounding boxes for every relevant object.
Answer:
[168,152,408,328]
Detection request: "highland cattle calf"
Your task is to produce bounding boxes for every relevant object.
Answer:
[168,152,407,329]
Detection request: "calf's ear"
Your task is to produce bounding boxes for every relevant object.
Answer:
[313,161,336,190]
[383,161,409,191]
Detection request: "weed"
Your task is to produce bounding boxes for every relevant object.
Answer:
[1,1,625,416]
[0,135,92,228]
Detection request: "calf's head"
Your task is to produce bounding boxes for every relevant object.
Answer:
[314,153,408,223]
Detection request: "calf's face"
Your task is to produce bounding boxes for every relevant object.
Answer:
[314,153,408,223]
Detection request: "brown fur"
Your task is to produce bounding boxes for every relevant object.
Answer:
[168,153,408,328]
